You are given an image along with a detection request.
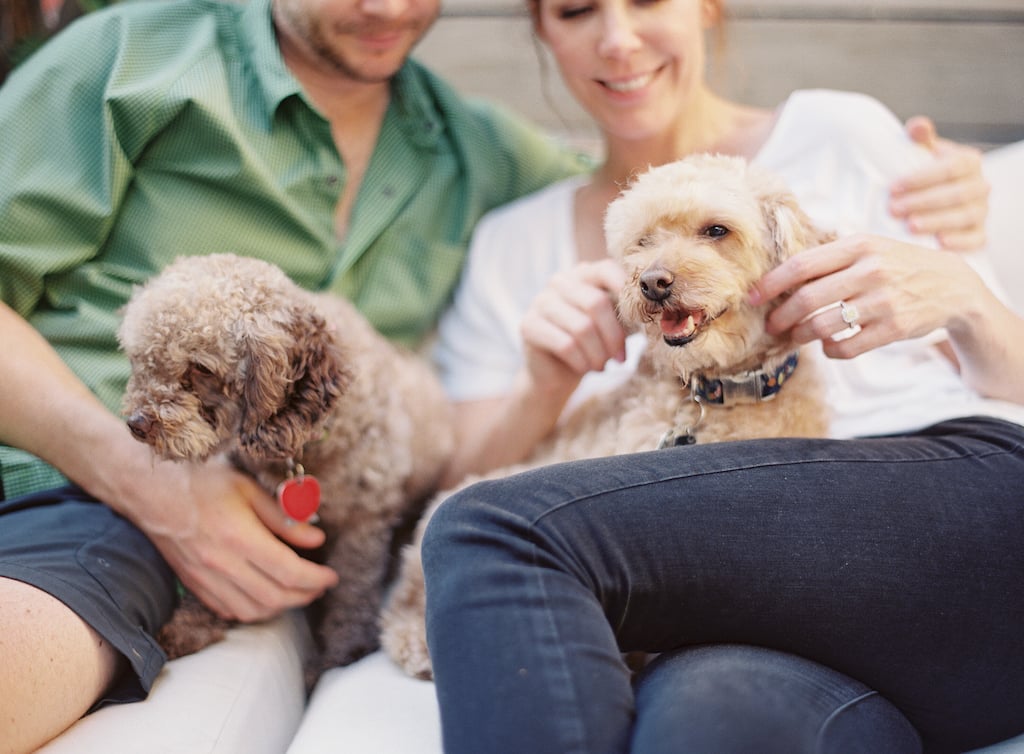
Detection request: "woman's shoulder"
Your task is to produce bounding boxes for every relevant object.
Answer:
[470,175,587,247]
[456,175,584,306]
[480,175,587,225]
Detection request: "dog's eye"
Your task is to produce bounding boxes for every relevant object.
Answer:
[703,225,730,239]
[636,234,654,248]
[182,361,217,391]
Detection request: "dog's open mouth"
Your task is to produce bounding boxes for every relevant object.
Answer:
[658,307,720,347]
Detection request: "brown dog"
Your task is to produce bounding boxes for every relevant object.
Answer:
[118,253,453,684]
[380,153,832,679]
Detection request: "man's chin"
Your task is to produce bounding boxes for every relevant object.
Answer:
[328,51,408,84]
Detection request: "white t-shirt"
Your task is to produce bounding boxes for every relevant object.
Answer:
[434,90,1024,437]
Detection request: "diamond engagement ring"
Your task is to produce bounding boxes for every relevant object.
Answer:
[839,300,860,330]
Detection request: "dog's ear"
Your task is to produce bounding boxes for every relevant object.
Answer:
[759,189,835,267]
[239,306,353,460]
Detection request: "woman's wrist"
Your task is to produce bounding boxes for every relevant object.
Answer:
[442,372,578,487]
[942,266,1024,402]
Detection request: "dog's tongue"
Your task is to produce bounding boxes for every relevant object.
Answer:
[660,309,700,340]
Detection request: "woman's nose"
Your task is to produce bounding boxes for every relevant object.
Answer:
[597,5,643,58]
[359,0,409,19]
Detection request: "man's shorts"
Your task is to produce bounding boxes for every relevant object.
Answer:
[0,484,177,709]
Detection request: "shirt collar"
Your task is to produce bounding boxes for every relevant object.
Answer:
[239,0,304,125]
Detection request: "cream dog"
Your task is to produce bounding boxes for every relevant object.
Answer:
[380,153,832,679]
[118,253,453,683]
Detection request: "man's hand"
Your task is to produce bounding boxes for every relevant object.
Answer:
[126,455,340,622]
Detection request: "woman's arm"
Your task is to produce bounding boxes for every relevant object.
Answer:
[441,259,627,487]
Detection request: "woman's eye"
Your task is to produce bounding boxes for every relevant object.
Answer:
[703,225,729,239]
[557,3,593,19]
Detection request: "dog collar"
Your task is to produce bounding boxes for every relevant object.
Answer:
[656,352,800,450]
[691,351,800,406]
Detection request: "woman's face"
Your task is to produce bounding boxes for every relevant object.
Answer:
[534,0,716,141]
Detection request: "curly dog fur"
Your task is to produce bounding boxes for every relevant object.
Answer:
[118,253,453,683]
[380,154,833,679]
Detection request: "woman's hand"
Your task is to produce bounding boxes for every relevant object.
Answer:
[441,259,629,487]
[892,116,990,250]
[519,258,628,400]
[750,232,1024,403]
[750,233,972,360]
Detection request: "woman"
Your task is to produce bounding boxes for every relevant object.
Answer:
[421,0,1024,751]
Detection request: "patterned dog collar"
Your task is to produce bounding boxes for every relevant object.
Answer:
[691,352,800,406]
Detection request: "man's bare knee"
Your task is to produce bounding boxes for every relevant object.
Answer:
[0,577,122,754]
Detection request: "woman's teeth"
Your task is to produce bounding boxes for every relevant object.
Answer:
[604,72,654,93]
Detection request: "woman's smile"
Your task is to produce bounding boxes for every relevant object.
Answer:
[601,70,655,93]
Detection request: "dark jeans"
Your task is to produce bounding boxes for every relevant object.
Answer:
[422,417,1024,754]
[632,644,922,753]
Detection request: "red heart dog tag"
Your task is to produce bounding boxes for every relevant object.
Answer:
[276,475,321,522]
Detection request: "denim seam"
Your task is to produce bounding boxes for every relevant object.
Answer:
[815,689,879,753]
[530,443,1020,527]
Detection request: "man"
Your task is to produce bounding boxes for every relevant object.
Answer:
[0,0,988,749]
[0,0,588,748]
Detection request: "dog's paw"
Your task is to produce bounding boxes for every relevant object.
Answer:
[381,620,433,681]
[157,593,231,660]
[380,599,433,680]
[379,546,433,679]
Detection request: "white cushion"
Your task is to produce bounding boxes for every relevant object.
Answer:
[38,610,312,754]
[287,651,442,754]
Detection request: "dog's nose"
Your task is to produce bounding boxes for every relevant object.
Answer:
[126,413,154,441]
[640,266,674,302]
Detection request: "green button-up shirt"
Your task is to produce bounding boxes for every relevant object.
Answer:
[0,0,588,497]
